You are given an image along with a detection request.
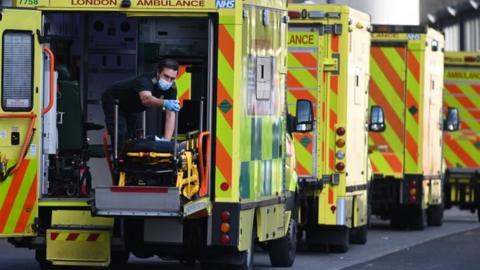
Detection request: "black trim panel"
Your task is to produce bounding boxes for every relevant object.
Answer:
[346,184,368,193]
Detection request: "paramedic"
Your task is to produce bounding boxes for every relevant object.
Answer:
[101,58,180,148]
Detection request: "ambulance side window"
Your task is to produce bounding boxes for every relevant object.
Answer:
[1,31,34,112]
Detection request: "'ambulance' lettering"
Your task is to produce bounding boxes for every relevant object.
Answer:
[288,34,315,45]
[136,0,205,7]
[71,0,117,5]
[446,71,480,80]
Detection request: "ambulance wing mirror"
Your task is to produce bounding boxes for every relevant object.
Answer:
[294,99,314,132]
[444,107,460,132]
[369,106,386,132]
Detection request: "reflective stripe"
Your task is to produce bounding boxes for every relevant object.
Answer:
[0,160,30,233]
[215,24,235,200]
[443,80,480,168]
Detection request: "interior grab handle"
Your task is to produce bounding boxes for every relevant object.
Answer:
[42,47,55,116]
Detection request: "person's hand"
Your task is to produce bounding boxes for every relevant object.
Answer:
[164,99,180,112]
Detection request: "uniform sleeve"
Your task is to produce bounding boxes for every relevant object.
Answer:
[134,76,154,94]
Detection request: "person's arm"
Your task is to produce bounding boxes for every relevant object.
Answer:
[138,90,164,108]
[164,111,176,140]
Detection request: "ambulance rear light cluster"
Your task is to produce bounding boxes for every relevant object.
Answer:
[288,10,341,20]
[219,210,231,245]
[335,127,346,172]
[408,181,417,203]
[464,55,480,63]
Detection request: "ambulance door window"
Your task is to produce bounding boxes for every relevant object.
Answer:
[1,31,33,112]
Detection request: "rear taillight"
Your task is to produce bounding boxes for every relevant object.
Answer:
[219,211,231,245]
[335,162,345,171]
[220,234,230,245]
[408,181,417,203]
[335,127,346,172]
[288,11,302,19]
[221,211,230,222]
[464,56,477,62]
[336,138,346,148]
[220,223,231,233]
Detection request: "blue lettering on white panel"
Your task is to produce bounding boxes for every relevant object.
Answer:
[216,0,235,8]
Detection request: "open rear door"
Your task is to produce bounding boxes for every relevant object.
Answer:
[0,9,42,237]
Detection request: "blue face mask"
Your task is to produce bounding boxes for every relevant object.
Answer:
[158,78,173,91]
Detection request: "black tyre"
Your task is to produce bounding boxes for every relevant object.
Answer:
[200,262,222,270]
[268,218,297,267]
[390,210,408,230]
[477,206,480,223]
[409,207,426,230]
[329,228,349,253]
[427,204,444,226]
[111,250,130,265]
[349,225,368,245]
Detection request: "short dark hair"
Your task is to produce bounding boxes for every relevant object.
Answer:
[156,58,179,73]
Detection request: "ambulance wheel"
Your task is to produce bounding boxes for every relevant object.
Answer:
[329,241,349,253]
[349,225,368,245]
[477,206,480,222]
[427,204,444,226]
[111,250,130,265]
[409,207,426,230]
[390,210,407,230]
[267,218,297,267]
[329,228,349,253]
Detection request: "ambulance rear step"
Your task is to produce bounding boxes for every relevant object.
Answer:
[93,186,181,217]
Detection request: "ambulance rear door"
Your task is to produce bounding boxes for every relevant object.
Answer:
[0,8,43,237]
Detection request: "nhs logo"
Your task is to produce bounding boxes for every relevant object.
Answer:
[216,0,235,8]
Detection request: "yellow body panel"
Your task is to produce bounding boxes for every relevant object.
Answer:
[4,0,295,266]
[255,204,286,242]
[238,209,254,251]
[47,229,111,267]
[288,4,371,228]
[369,26,445,210]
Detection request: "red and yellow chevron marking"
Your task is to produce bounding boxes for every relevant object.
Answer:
[176,65,191,106]
[288,46,318,177]
[443,81,480,168]
[48,231,108,242]
[369,45,421,176]
[327,36,339,172]
[215,24,235,200]
[0,158,38,236]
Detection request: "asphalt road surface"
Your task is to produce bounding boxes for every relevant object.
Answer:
[0,208,479,270]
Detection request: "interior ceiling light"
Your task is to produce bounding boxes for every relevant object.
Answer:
[470,0,479,9]
[447,6,457,16]
[427,13,436,24]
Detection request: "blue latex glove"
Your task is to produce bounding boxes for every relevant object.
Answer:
[164,99,180,112]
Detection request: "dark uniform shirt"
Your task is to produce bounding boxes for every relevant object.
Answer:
[107,72,177,113]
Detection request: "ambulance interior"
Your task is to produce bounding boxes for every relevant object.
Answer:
[42,13,214,197]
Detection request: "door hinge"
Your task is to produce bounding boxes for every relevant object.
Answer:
[319,24,343,36]
[323,53,340,74]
